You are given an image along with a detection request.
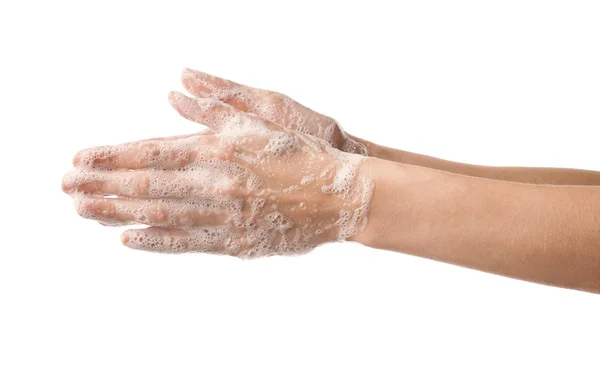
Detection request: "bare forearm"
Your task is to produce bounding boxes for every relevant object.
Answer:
[351,135,600,185]
[353,158,600,293]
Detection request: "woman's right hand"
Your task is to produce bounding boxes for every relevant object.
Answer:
[177,68,368,155]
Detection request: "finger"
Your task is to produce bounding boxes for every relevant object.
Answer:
[181,68,235,97]
[168,91,267,133]
[75,196,169,226]
[121,226,241,255]
[63,169,184,198]
[63,158,261,198]
[72,141,193,170]
[73,135,199,168]
[74,195,242,227]
[181,68,261,114]
[72,135,217,170]
[181,68,334,134]
[91,130,214,149]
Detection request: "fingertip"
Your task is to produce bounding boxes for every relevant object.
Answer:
[61,174,70,193]
[61,170,79,193]
[72,151,82,166]
[170,90,196,105]
[120,231,131,245]
[182,68,219,98]
[168,90,183,102]
[168,91,193,120]
[181,67,196,92]
[182,67,195,80]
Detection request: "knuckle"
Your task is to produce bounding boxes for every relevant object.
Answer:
[174,210,197,227]
[264,90,285,106]
[169,148,194,168]
[171,237,190,253]
[148,204,169,224]
[96,200,115,218]
[76,199,100,218]
[134,174,150,196]
[215,145,236,162]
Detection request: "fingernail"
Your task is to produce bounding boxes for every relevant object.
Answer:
[121,232,130,244]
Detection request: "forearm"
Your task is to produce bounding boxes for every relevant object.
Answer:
[351,135,600,185]
[353,158,600,293]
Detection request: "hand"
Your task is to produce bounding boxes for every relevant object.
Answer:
[63,93,373,258]
[178,68,368,155]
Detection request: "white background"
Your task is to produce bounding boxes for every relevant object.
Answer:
[1,1,599,374]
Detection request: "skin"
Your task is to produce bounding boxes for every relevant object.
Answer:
[62,68,600,293]
[352,135,600,185]
[353,159,600,293]
[181,68,600,185]
[64,91,371,258]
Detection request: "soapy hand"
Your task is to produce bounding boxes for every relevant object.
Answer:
[63,92,372,258]
[179,68,368,155]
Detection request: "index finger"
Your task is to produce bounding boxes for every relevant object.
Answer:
[72,134,218,170]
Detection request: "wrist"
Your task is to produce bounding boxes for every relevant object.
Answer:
[348,157,409,248]
[347,134,378,158]
[348,134,404,163]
